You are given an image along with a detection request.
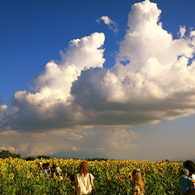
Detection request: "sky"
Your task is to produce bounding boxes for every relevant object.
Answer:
[0,0,195,161]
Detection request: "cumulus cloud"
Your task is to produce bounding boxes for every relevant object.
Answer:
[1,0,195,143]
[97,16,118,34]
[2,33,106,131]
[72,0,195,127]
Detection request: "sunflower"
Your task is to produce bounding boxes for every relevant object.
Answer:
[65,178,71,183]
[9,173,14,179]
[0,172,6,179]
[26,171,32,179]
[141,172,146,177]
[70,166,74,170]
[35,176,40,182]
[128,173,132,180]
[107,176,111,180]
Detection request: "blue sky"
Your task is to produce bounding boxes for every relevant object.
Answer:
[0,0,195,161]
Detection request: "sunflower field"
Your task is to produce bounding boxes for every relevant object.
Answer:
[0,157,182,195]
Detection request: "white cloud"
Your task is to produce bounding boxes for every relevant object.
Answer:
[71,0,195,127]
[2,33,106,131]
[97,16,118,34]
[179,26,186,38]
[190,30,195,37]
[0,105,7,113]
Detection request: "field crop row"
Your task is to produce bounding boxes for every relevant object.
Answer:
[0,158,182,194]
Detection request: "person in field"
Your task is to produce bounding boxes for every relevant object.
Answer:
[179,168,195,195]
[183,160,195,191]
[51,164,63,180]
[132,169,144,195]
[37,162,43,171]
[43,162,52,176]
[71,161,94,195]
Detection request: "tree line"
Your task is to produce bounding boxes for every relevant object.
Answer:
[0,150,51,160]
[0,150,110,161]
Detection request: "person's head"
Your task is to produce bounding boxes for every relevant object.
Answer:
[79,161,89,176]
[132,169,142,180]
[132,169,144,193]
[44,162,50,169]
[183,160,195,174]
[38,162,42,167]
[180,168,190,177]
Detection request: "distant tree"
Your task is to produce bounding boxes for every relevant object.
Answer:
[0,150,21,159]
[25,156,36,161]
[37,155,51,159]
[85,157,110,161]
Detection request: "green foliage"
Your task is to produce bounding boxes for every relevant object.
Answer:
[24,156,36,161]
[0,150,21,159]
[85,158,110,161]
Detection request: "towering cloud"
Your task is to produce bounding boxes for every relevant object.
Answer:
[1,0,195,132]
[6,33,106,130]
